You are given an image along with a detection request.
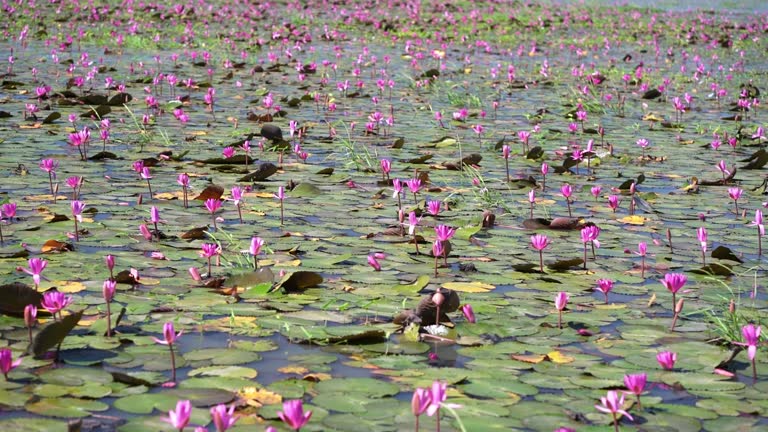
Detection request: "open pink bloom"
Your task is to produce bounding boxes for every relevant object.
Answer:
[21,257,48,287]
[502,145,511,159]
[222,146,235,158]
[427,200,441,216]
[177,173,190,187]
[277,399,312,431]
[205,198,222,214]
[231,186,243,206]
[411,387,432,416]
[530,234,551,251]
[434,225,456,242]
[392,179,403,199]
[153,321,182,346]
[200,243,220,258]
[461,304,476,323]
[39,158,58,174]
[0,348,22,379]
[591,186,602,199]
[555,291,569,311]
[140,167,152,180]
[541,162,549,176]
[656,351,677,370]
[41,291,73,315]
[739,324,761,361]
[406,178,422,194]
[595,390,633,421]
[163,400,191,431]
[70,200,85,222]
[528,189,536,204]
[752,210,765,236]
[2,202,17,219]
[580,225,601,248]
[249,237,265,256]
[210,404,238,432]
[661,273,687,294]
[407,211,420,235]
[624,373,647,397]
[728,187,743,201]
[595,279,614,300]
[367,254,381,271]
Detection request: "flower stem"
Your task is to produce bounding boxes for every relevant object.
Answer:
[106,301,112,337]
[169,343,177,382]
[539,250,544,273]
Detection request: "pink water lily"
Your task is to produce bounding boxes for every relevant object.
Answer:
[41,291,72,319]
[249,237,265,269]
[163,400,191,432]
[0,348,22,380]
[20,257,47,290]
[154,322,182,382]
[595,279,614,303]
[461,304,476,323]
[623,373,647,410]
[661,273,687,310]
[595,390,633,432]
[530,234,551,272]
[277,399,312,431]
[412,387,432,431]
[735,324,762,380]
[656,351,677,370]
[211,403,238,432]
[555,291,569,329]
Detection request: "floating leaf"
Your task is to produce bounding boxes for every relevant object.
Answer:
[618,215,647,225]
[274,271,323,293]
[32,310,84,358]
[0,282,43,317]
[441,281,495,293]
[193,184,224,201]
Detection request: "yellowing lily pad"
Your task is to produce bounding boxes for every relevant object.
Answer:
[546,351,575,364]
[442,281,495,293]
[618,215,647,225]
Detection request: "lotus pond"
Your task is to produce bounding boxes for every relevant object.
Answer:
[1,1,768,431]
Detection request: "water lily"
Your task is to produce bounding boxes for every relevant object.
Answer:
[20,257,47,290]
[530,234,551,272]
[728,187,743,216]
[367,254,381,271]
[205,198,222,230]
[275,186,285,225]
[661,272,687,309]
[595,279,614,304]
[71,200,85,241]
[200,243,220,277]
[735,324,761,380]
[555,291,569,329]
[752,210,764,255]
[210,404,238,432]
[580,225,601,269]
[141,167,153,200]
[103,280,116,337]
[153,322,182,382]
[461,304,476,323]
[656,351,677,370]
[411,387,432,432]
[561,183,574,217]
[41,291,72,319]
[0,349,22,380]
[595,390,633,432]
[24,304,36,345]
[623,373,647,410]
[163,400,191,432]
[177,173,190,208]
[277,400,312,431]
[249,237,265,269]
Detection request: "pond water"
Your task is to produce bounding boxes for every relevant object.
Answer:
[0,0,767,431]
